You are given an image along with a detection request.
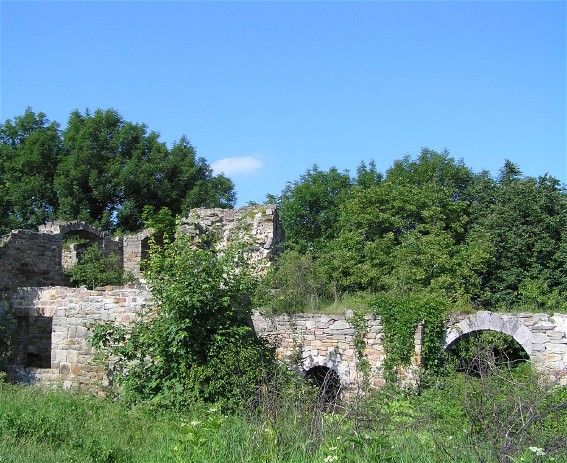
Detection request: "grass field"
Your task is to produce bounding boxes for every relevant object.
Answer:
[0,365,565,463]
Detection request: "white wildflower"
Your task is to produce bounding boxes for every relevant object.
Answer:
[529,447,545,456]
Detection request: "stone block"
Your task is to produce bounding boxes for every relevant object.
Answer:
[330,319,351,330]
[59,362,71,374]
[70,363,81,375]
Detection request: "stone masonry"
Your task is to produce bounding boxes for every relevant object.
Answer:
[179,205,284,273]
[252,312,424,390]
[446,311,567,385]
[3,286,151,390]
[1,206,566,392]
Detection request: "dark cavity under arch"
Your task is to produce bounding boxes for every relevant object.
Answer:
[304,365,342,405]
[446,329,530,375]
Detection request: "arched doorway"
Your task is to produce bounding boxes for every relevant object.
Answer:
[61,230,101,270]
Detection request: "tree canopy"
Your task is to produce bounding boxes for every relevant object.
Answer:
[0,108,235,234]
[263,149,566,313]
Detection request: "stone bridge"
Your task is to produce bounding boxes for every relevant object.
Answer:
[253,310,567,391]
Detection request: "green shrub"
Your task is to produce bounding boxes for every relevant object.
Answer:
[91,232,278,409]
[64,246,129,289]
[254,250,333,314]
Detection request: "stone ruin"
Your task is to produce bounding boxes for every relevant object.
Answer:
[0,205,283,389]
[1,204,565,394]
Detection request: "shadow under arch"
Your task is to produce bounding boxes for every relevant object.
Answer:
[304,365,342,405]
[446,329,530,375]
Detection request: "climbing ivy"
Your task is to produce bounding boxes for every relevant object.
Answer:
[370,294,447,383]
[347,311,371,390]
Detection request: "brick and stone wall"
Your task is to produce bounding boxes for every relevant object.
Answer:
[251,312,423,390]
[3,286,151,390]
[0,222,121,291]
[1,208,565,393]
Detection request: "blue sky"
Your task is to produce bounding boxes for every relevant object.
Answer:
[1,1,565,207]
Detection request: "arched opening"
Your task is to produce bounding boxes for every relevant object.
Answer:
[61,230,101,270]
[304,365,341,405]
[446,330,530,376]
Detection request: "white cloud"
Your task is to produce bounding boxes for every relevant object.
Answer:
[211,156,264,176]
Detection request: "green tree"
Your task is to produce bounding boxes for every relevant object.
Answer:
[56,108,136,229]
[55,108,236,232]
[326,149,487,302]
[274,165,352,252]
[254,250,333,313]
[0,108,61,234]
[473,164,567,310]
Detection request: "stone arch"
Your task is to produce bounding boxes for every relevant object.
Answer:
[39,220,108,238]
[299,347,351,389]
[445,311,533,356]
[60,228,105,270]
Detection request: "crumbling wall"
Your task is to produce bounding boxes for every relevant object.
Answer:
[252,312,424,390]
[3,286,151,390]
[0,206,284,391]
[0,230,65,290]
[179,205,283,273]
[0,222,122,291]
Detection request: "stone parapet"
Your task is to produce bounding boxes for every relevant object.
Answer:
[252,311,421,390]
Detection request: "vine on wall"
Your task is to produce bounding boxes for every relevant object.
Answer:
[370,294,446,383]
[348,311,371,390]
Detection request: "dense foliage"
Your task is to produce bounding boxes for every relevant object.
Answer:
[262,149,566,314]
[1,362,565,462]
[91,232,275,409]
[0,108,235,234]
[63,245,131,290]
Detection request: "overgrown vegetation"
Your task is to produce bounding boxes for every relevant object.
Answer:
[371,294,447,382]
[64,246,131,290]
[90,230,275,410]
[0,359,565,463]
[2,109,566,460]
[261,150,566,315]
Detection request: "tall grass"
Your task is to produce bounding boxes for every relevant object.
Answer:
[0,366,565,463]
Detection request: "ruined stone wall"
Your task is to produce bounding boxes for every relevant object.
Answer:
[0,207,283,294]
[0,230,66,290]
[252,312,423,390]
[0,222,123,291]
[3,286,151,390]
[122,229,152,281]
[180,205,283,272]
